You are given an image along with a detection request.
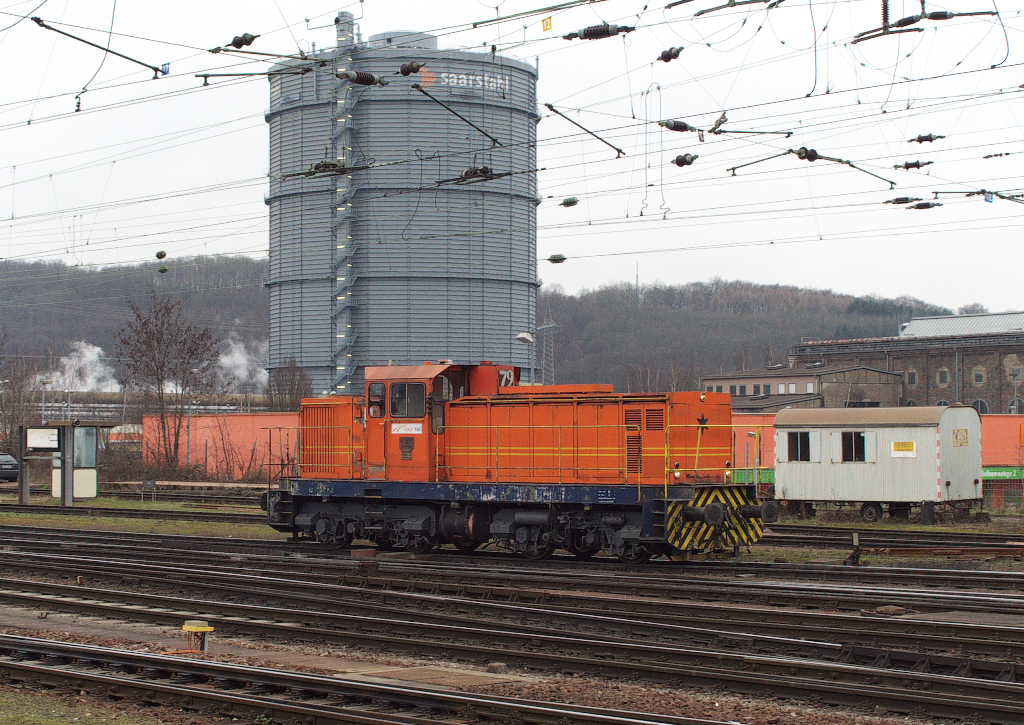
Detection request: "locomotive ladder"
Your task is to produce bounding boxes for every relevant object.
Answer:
[650,499,667,539]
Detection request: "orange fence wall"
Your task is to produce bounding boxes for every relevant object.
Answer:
[142,412,299,480]
[732,414,776,468]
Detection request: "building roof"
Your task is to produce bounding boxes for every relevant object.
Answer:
[900,311,1024,338]
[731,394,821,411]
[702,365,902,381]
[774,405,976,428]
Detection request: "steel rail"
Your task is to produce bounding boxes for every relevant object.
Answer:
[0,634,713,725]
[0,503,264,524]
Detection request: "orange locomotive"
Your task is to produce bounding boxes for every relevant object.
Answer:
[266,361,777,562]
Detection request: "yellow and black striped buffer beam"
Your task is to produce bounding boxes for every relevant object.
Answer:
[666,486,766,552]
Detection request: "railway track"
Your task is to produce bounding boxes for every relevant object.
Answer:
[765,523,1024,549]
[0,502,264,524]
[5,552,1024,722]
[0,487,262,506]
[0,634,708,725]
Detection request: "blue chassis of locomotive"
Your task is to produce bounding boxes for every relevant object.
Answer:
[282,479,697,537]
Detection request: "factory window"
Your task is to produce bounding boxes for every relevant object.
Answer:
[716,386,723,393]
[904,400,917,406]
[806,382,814,394]
[706,385,714,392]
[367,383,385,418]
[763,383,771,396]
[753,385,761,396]
[390,383,426,418]
[787,431,811,462]
[972,399,989,415]
[739,385,747,395]
[907,371,917,386]
[778,383,785,395]
[788,383,796,394]
[841,432,866,462]
[1011,367,1023,383]
[730,385,737,395]
[935,399,950,406]
[1010,399,1024,415]
[937,369,949,387]
[974,367,986,385]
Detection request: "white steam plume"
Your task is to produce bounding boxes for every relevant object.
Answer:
[36,342,121,392]
[216,335,269,392]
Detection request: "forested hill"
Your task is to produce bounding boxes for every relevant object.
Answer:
[0,257,952,394]
[0,256,268,355]
[540,280,952,392]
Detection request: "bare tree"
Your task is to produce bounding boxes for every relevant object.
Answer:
[266,356,313,411]
[114,294,221,469]
[958,303,989,315]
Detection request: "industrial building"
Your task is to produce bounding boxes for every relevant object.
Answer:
[700,366,904,413]
[788,311,1024,414]
[266,15,539,392]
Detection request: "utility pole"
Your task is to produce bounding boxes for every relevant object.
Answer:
[536,308,561,386]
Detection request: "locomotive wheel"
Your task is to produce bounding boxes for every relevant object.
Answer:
[453,540,481,553]
[617,543,652,565]
[405,539,435,554]
[566,541,599,559]
[328,532,353,549]
[521,541,553,560]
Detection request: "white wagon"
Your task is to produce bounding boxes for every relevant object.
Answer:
[774,406,982,522]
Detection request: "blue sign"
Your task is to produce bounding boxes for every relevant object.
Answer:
[160,63,170,76]
[984,192,994,203]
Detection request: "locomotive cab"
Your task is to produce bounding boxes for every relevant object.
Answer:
[362,362,518,482]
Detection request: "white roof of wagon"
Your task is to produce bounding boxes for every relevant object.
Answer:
[773,406,976,428]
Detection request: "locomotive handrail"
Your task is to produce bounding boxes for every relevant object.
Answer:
[662,423,772,494]
[434,423,642,485]
[262,425,355,480]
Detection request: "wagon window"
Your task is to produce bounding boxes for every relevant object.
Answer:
[390,383,426,418]
[842,431,866,462]
[788,432,811,462]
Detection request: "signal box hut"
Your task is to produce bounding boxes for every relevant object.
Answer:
[773,406,982,522]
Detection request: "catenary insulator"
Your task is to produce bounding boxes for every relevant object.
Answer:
[658,47,682,62]
[709,112,727,133]
[673,153,698,167]
[882,0,889,27]
[659,119,695,132]
[891,14,921,28]
[984,152,1010,159]
[560,197,579,207]
[155,250,167,259]
[461,166,491,180]
[337,70,386,86]
[926,11,956,20]
[563,23,635,40]
[796,147,819,162]
[884,197,921,204]
[896,160,932,170]
[228,33,258,49]
[400,61,426,76]
[158,265,169,273]
[548,254,567,263]
[909,133,944,143]
[907,201,942,209]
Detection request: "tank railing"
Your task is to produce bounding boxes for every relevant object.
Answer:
[660,424,773,496]
[262,426,355,482]
[434,424,642,485]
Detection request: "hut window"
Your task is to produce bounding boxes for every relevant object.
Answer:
[788,431,811,462]
[842,431,866,462]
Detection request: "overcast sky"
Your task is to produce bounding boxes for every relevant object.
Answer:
[0,0,1020,313]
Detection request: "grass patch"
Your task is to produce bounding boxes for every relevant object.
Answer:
[0,494,258,514]
[0,511,288,539]
[0,687,168,724]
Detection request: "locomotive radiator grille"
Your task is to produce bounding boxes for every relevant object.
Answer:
[666,486,765,552]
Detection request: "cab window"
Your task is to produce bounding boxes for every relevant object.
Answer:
[367,383,385,418]
[390,383,426,418]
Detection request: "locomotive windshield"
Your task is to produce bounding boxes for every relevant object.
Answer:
[391,383,426,417]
